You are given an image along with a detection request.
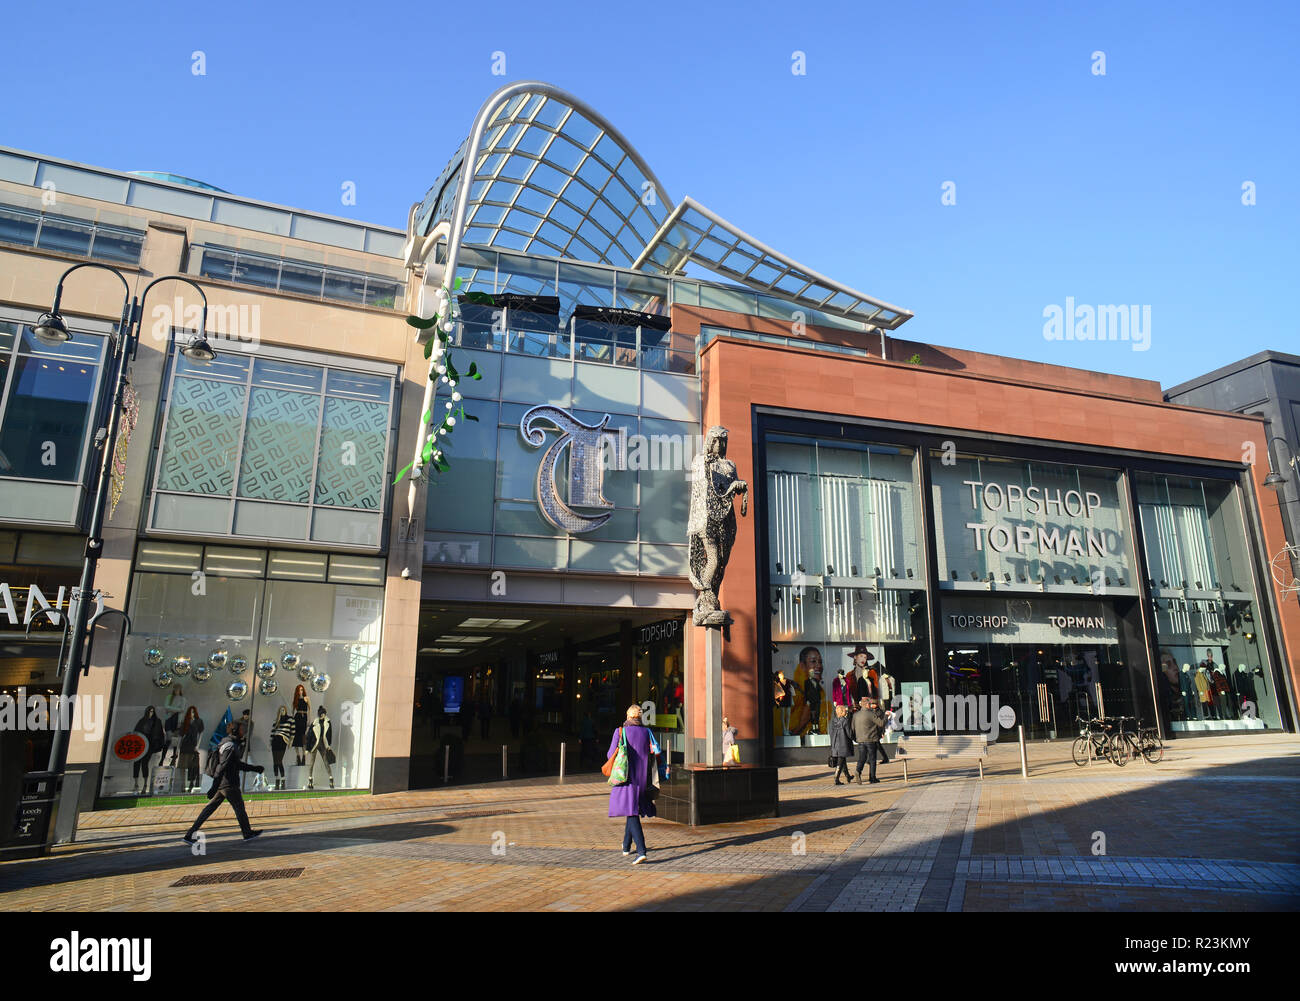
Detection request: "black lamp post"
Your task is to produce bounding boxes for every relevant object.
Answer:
[35,264,213,829]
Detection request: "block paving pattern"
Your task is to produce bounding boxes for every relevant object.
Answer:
[1,735,1297,911]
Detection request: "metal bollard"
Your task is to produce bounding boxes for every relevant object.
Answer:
[559,741,566,782]
[443,744,450,784]
[1018,725,1028,778]
[502,744,508,780]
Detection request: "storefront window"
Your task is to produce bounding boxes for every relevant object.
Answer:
[765,435,928,750]
[100,543,383,798]
[0,321,105,483]
[1136,473,1283,732]
[631,617,686,755]
[0,531,84,772]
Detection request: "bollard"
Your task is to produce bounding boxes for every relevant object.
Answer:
[1018,725,1029,778]
[559,741,566,782]
[443,744,450,784]
[502,744,508,780]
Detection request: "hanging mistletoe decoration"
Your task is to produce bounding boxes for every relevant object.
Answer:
[393,278,484,484]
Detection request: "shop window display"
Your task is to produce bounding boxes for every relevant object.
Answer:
[100,544,383,798]
[765,434,928,750]
[1137,473,1282,732]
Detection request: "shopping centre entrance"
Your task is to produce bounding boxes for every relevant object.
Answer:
[409,602,687,786]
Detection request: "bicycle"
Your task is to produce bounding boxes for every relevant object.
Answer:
[1108,717,1162,765]
[1137,722,1163,764]
[1071,716,1113,766]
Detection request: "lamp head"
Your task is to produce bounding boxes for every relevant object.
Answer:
[1263,470,1288,490]
[181,334,217,363]
[32,313,71,347]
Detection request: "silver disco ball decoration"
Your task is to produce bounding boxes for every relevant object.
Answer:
[208,648,229,670]
[255,659,277,680]
[230,654,248,675]
[297,662,316,683]
[282,651,301,671]
[170,655,192,677]
[310,673,330,694]
[259,677,279,697]
[143,647,164,666]
[153,669,173,689]
[192,662,212,683]
[227,680,249,701]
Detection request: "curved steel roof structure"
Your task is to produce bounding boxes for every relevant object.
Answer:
[408,81,912,331]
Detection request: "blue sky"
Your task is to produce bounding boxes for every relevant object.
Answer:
[6,0,1296,388]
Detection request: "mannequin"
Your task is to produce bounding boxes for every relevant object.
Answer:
[292,685,310,769]
[131,706,165,795]
[832,669,855,712]
[1233,664,1258,717]
[1210,664,1232,720]
[305,706,335,789]
[177,707,204,792]
[1180,665,1200,720]
[878,668,897,708]
[163,684,187,767]
[1193,664,1214,719]
[270,705,293,790]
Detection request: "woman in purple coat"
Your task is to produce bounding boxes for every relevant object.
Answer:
[608,704,656,864]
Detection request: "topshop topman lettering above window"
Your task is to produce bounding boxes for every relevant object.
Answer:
[931,452,1137,595]
[148,345,398,550]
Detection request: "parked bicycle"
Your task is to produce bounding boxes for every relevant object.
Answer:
[1099,716,1164,766]
[1071,716,1114,766]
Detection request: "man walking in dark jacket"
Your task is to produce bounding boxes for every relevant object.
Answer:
[852,697,888,784]
[182,723,264,844]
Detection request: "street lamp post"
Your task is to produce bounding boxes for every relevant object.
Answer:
[33,265,213,840]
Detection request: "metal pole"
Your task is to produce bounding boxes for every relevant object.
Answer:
[501,744,507,780]
[44,289,136,797]
[559,741,566,781]
[443,743,450,784]
[1018,724,1028,778]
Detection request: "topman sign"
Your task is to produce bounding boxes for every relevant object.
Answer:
[520,406,625,534]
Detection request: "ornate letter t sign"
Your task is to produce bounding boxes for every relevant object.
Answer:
[520,405,624,534]
[688,425,748,626]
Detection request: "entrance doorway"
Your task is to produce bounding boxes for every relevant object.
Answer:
[941,641,1132,740]
[410,602,687,786]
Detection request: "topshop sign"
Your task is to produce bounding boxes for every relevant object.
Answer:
[961,479,1110,558]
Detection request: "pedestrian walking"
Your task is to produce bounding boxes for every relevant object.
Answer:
[721,715,740,764]
[607,704,656,864]
[182,723,264,844]
[829,704,854,784]
[852,696,887,784]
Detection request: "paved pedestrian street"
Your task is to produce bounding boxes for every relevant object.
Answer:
[2,734,1297,912]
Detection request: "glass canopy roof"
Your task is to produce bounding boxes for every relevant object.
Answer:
[412,83,912,330]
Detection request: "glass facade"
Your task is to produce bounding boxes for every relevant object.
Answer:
[100,542,384,798]
[0,320,105,483]
[0,199,144,265]
[759,422,1292,754]
[1136,472,1284,732]
[765,435,930,748]
[424,261,699,573]
[197,244,404,310]
[149,347,396,549]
